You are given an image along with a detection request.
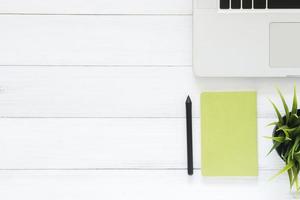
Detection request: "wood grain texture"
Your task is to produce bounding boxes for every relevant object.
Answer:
[0,0,192,14]
[0,67,298,118]
[0,170,294,200]
[0,15,191,66]
[0,118,284,170]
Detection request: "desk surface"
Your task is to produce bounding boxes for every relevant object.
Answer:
[0,0,298,199]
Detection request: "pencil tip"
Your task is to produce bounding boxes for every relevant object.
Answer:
[186,96,192,103]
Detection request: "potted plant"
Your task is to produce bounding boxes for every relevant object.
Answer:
[267,86,300,191]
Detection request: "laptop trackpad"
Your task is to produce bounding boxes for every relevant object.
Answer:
[270,23,300,68]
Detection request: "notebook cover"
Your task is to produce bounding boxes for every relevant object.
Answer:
[201,91,258,176]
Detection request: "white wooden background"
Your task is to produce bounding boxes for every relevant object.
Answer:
[0,0,299,199]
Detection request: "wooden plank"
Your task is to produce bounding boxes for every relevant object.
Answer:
[0,170,293,199]
[0,118,285,170]
[0,0,192,14]
[0,118,190,169]
[0,67,298,118]
[0,15,191,66]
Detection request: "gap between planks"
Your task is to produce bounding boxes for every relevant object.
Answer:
[0,12,192,16]
[0,168,280,172]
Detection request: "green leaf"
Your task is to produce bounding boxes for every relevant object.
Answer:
[294,153,300,163]
[277,126,294,131]
[293,127,300,137]
[278,127,296,133]
[264,136,285,143]
[288,150,293,163]
[284,145,293,161]
[288,114,300,127]
[292,166,300,191]
[270,100,284,125]
[292,120,300,129]
[267,122,279,127]
[291,137,300,159]
[288,169,293,189]
[277,127,297,140]
[277,126,291,138]
[292,85,298,115]
[267,142,281,156]
[270,161,295,180]
[277,88,290,124]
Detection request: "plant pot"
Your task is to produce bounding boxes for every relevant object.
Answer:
[272,109,300,161]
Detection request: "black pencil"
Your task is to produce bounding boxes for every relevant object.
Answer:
[185,96,193,175]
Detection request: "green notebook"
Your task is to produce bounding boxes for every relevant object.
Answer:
[201,91,258,176]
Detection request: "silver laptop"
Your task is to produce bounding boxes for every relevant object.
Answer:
[193,0,300,77]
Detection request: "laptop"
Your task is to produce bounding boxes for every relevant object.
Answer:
[193,0,300,77]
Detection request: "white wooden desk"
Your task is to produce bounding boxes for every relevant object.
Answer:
[0,0,298,199]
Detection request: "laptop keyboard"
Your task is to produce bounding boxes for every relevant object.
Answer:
[220,0,300,9]
[231,0,241,9]
[254,0,266,9]
[243,0,252,9]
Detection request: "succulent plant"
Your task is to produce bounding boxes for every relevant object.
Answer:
[267,86,300,191]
